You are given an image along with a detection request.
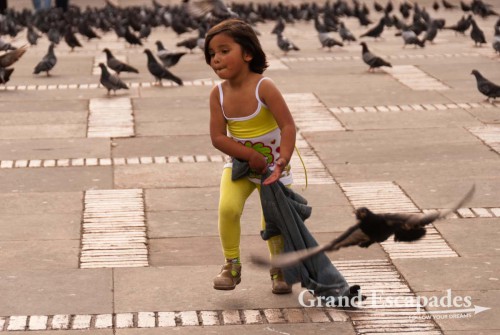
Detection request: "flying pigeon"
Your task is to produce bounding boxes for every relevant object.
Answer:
[103,48,139,75]
[33,43,57,76]
[183,0,238,19]
[471,69,500,102]
[98,63,129,95]
[0,44,28,68]
[144,48,183,86]
[360,42,392,72]
[251,185,475,269]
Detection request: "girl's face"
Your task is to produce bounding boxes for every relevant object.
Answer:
[208,33,252,79]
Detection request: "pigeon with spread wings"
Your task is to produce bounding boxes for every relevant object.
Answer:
[252,185,475,269]
[183,0,238,19]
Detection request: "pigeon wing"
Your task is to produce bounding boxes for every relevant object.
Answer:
[251,224,369,269]
[383,184,475,229]
[184,0,228,18]
[0,45,28,68]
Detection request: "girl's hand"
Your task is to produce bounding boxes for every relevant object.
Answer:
[248,151,268,174]
[262,157,286,185]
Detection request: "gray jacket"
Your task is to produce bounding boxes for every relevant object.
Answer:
[232,159,350,299]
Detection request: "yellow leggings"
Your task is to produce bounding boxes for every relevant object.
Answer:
[218,167,285,260]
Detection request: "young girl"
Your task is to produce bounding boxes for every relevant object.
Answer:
[205,19,296,294]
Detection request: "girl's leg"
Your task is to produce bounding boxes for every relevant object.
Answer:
[256,184,291,294]
[214,168,256,290]
[218,167,256,260]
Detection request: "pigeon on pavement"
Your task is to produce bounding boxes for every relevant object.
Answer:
[471,69,500,102]
[339,22,357,44]
[401,29,425,48]
[277,33,300,55]
[470,19,487,47]
[144,48,183,86]
[493,25,500,54]
[64,27,83,52]
[318,32,343,51]
[33,43,57,76]
[444,15,472,35]
[98,63,129,95]
[252,185,475,269]
[360,18,385,39]
[360,42,391,72]
[155,41,187,68]
[103,48,139,75]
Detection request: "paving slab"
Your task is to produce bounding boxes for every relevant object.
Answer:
[417,290,500,332]
[111,136,216,158]
[114,163,221,189]
[0,192,82,214]
[433,219,500,258]
[393,257,500,292]
[0,213,81,240]
[0,167,113,193]
[0,138,110,160]
[0,269,113,316]
[0,240,79,270]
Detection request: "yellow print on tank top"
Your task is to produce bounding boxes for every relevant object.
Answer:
[243,141,275,164]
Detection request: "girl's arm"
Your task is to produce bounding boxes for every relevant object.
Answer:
[209,86,268,173]
[259,79,297,185]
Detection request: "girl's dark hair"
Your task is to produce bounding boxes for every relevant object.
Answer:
[204,19,268,74]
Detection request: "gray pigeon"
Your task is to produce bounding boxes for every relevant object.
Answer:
[103,48,139,75]
[144,49,183,86]
[493,26,500,54]
[401,29,425,48]
[471,69,500,102]
[360,42,392,72]
[34,43,57,76]
[339,22,357,44]
[252,185,475,269]
[318,32,343,51]
[155,41,187,68]
[277,33,300,55]
[98,63,129,95]
[27,26,41,46]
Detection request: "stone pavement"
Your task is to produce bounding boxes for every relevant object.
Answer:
[1,0,499,334]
